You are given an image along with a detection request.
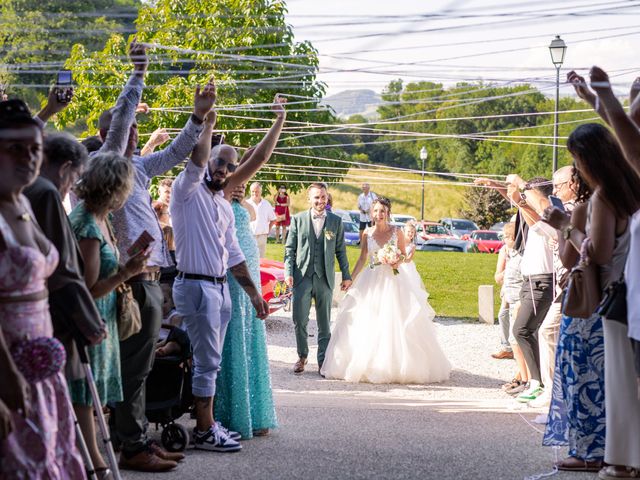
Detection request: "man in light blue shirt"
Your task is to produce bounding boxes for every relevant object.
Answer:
[171,96,286,452]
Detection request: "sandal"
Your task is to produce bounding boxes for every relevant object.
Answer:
[501,378,521,390]
[599,466,640,479]
[555,456,602,472]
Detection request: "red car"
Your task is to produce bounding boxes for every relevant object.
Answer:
[260,258,291,313]
[467,230,504,254]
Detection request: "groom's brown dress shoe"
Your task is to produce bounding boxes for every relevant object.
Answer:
[293,357,307,374]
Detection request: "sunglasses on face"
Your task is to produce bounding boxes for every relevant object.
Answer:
[212,156,237,173]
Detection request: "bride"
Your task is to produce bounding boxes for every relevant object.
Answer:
[320,198,451,384]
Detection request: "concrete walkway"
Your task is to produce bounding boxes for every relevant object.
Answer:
[123,312,597,480]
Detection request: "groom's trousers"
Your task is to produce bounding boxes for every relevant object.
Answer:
[293,273,333,365]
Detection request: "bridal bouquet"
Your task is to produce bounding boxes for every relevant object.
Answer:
[374,243,404,275]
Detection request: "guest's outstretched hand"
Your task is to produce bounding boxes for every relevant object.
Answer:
[129,38,149,75]
[36,84,73,123]
[567,70,595,104]
[541,206,570,230]
[589,66,611,93]
[272,94,287,119]
[148,128,170,148]
[194,76,216,121]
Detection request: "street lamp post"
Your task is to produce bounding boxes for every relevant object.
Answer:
[420,147,427,221]
[549,35,567,174]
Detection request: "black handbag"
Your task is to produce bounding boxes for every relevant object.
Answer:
[597,276,627,324]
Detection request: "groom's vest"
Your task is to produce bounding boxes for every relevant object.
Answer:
[306,224,326,279]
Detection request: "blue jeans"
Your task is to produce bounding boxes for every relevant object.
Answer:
[173,278,231,398]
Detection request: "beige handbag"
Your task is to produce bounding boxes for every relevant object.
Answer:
[116,283,142,341]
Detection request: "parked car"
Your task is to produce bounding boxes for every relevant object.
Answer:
[438,218,479,238]
[468,230,504,254]
[342,221,361,246]
[415,221,455,244]
[490,221,507,232]
[416,238,479,253]
[332,209,360,224]
[260,259,290,313]
[391,214,417,224]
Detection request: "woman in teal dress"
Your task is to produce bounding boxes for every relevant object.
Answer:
[68,153,147,477]
[215,182,278,439]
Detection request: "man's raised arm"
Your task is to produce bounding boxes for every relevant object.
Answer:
[99,40,148,155]
[225,95,287,190]
[141,77,216,177]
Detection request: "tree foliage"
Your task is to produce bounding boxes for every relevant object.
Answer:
[0,0,140,104]
[459,187,512,229]
[349,79,604,180]
[54,0,347,190]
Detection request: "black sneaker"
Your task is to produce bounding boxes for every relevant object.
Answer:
[193,425,241,452]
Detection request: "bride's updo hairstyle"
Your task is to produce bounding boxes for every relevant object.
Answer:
[371,197,392,222]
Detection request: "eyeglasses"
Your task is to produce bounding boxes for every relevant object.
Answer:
[212,156,237,173]
[553,181,570,190]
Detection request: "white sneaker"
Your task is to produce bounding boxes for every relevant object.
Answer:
[216,421,241,441]
[193,425,242,452]
[528,392,551,409]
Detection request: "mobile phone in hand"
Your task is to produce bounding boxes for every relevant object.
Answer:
[127,230,154,256]
[56,70,73,103]
[548,195,565,212]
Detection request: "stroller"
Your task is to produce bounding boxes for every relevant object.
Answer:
[145,324,193,452]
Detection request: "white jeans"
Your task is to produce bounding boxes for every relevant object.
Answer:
[255,234,268,258]
[538,302,562,391]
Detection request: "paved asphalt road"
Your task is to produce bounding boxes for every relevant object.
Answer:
[122,388,594,480]
[121,314,597,480]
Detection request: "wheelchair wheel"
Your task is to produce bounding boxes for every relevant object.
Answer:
[161,423,189,452]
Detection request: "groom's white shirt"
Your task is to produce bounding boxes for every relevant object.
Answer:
[310,208,326,238]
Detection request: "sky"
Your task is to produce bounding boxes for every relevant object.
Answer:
[284,0,640,97]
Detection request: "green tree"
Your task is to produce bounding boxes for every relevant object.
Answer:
[0,0,140,105]
[55,0,347,190]
[459,187,512,229]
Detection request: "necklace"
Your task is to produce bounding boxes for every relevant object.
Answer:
[17,212,31,222]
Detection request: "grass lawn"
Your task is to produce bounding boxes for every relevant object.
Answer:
[269,167,468,221]
[265,242,501,320]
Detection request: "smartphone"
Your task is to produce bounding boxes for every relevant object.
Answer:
[127,230,154,256]
[56,70,73,103]
[548,195,565,212]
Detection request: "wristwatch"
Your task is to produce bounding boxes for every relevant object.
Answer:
[562,225,574,240]
[517,192,528,207]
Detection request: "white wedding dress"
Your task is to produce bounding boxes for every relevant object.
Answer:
[320,231,451,384]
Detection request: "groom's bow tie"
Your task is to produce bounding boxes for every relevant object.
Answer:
[313,213,325,219]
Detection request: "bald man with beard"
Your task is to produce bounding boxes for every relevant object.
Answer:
[170,96,286,452]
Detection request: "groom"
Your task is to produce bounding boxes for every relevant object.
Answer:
[285,182,352,374]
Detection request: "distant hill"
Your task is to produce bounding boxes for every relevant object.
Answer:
[321,89,382,119]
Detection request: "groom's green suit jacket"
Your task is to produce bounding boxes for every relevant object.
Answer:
[284,210,352,289]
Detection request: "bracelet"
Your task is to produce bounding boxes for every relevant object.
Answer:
[190,113,204,125]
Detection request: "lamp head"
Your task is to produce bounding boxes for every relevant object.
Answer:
[420,146,428,161]
[549,35,567,67]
